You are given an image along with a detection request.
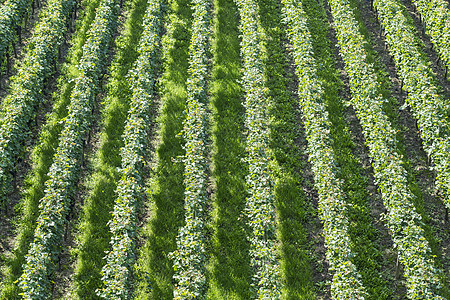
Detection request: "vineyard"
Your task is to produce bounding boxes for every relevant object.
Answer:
[0,0,449,296]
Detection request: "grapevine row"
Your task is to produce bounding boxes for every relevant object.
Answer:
[0,0,106,296]
[71,0,149,297]
[96,0,163,297]
[168,0,210,297]
[0,0,33,69]
[374,0,450,214]
[131,0,190,295]
[18,0,119,297]
[281,0,367,298]
[328,0,443,297]
[0,0,73,209]
[409,0,450,74]
[235,0,281,297]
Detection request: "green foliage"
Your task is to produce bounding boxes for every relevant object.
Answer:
[329,0,443,298]
[374,0,450,217]
[235,0,281,297]
[0,0,107,296]
[303,0,392,297]
[206,0,251,297]
[374,0,450,299]
[257,0,316,297]
[0,0,33,69]
[281,0,369,298]
[133,0,191,296]
[96,0,164,298]
[17,0,119,297]
[167,0,211,298]
[0,0,74,212]
[71,0,149,297]
[411,0,450,74]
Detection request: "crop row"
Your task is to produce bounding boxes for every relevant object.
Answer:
[259,0,317,296]
[281,0,367,298]
[131,0,190,295]
[329,0,443,298]
[96,0,163,298]
[0,0,107,296]
[17,0,119,297]
[168,0,211,298]
[71,0,149,297]
[0,0,73,209]
[235,0,281,297]
[374,0,450,219]
[0,0,32,70]
[410,0,450,74]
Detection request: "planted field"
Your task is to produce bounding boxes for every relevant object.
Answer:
[0,0,448,297]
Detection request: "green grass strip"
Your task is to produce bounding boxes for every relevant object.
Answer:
[96,0,163,297]
[206,0,251,297]
[133,0,191,297]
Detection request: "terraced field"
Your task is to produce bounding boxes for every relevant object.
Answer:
[0,0,448,297]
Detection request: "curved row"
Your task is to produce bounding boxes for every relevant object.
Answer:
[281,0,367,298]
[18,0,119,296]
[96,0,164,297]
[0,0,73,209]
[168,0,211,297]
[374,0,450,219]
[235,0,281,297]
[328,0,443,297]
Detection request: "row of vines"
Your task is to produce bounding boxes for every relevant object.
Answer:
[0,0,448,296]
[328,0,443,297]
[17,0,119,296]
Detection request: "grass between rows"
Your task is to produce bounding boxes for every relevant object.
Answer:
[70,0,148,297]
[205,0,251,297]
[133,0,191,297]
[0,0,102,296]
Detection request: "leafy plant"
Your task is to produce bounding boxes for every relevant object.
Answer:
[235,0,282,297]
[96,0,164,298]
[374,0,450,216]
[167,0,211,298]
[0,0,33,71]
[0,0,74,211]
[328,0,444,297]
[281,0,367,298]
[18,0,119,297]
